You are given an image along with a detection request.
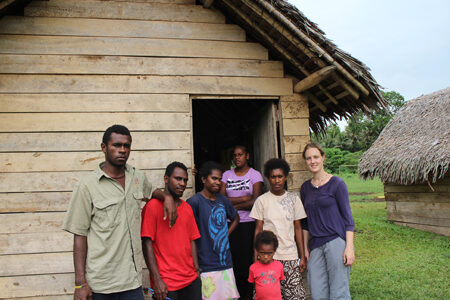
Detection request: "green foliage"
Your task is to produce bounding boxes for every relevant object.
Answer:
[345,90,405,151]
[350,202,450,299]
[324,148,363,173]
[313,90,405,152]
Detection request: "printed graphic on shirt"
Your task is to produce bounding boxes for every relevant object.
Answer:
[226,178,251,191]
[208,203,229,266]
[259,271,277,284]
[280,192,296,221]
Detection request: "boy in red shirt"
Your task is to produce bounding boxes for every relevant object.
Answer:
[142,162,201,300]
[248,231,284,300]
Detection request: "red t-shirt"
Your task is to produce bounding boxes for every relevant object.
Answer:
[141,198,201,291]
[248,260,285,300]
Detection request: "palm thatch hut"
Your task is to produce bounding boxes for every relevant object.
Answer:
[359,87,450,236]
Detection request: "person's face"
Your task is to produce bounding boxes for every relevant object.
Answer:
[165,167,188,198]
[268,168,287,195]
[101,133,131,167]
[202,169,222,195]
[257,243,275,265]
[232,147,249,169]
[304,147,325,174]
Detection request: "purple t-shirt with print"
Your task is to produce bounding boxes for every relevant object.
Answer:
[222,168,264,222]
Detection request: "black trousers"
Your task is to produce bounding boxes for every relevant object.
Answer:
[92,286,144,300]
[229,221,255,299]
[165,277,202,300]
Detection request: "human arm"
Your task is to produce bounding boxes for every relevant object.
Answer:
[248,265,255,284]
[253,219,264,261]
[151,189,177,227]
[343,231,355,266]
[62,183,92,300]
[299,184,310,261]
[219,179,251,207]
[231,181,263,210]
[142,237,168,300]
[294,220,306,272]
[73,235,92,300]
[219,182,227,196]
[223,194,240,234]
[191,240,201,276]
[228,213,240,235]
[302,229,310,261]
[335,179,355,266]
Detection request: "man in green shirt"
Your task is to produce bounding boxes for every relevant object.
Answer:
[63,125,178,300]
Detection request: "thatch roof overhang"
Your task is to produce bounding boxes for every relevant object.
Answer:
[2,0,386,132]
[0,0,30,16]
[209,0,386,132]
[359,87,450,185]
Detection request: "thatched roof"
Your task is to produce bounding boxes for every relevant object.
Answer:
[1,0,386,132]
[359,87,450,185]
[213,0,385,131]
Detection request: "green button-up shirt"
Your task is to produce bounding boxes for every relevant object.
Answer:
[62,162,154,293]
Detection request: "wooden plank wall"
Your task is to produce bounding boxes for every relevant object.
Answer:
[0,0,294,298]
[385,175,450,236]
[279,94,311,192]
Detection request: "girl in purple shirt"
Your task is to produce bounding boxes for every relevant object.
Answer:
[220,145,263,300]
[300,143,355,300]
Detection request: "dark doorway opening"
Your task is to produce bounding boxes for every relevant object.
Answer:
[192,99,280,192]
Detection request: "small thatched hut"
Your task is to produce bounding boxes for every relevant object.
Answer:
[359,87,450,236]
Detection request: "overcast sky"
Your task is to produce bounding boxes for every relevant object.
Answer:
[290,0,450,101]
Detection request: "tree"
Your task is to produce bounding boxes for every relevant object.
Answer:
[344,91,405,151]
[312,123,346,148]
[313,90,405,152]
[322,148,363,173]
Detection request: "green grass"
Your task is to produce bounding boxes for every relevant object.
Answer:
[339,172,384,194]
[338,173,384,201]
[310,173,450,298]
[350,202,450,299]
[341,173,450,299]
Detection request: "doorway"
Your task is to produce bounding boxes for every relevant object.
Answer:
[192,98,280,192]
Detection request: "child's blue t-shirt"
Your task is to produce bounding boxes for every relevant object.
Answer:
[187,192,237,272]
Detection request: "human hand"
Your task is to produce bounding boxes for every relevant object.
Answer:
[163,194,178,227]
[153,278,169,300]
[304,248,310,262]
[74,283,92,300]
[343,245,355,266]
[298,258,306,273]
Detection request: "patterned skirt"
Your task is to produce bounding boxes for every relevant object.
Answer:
[279,259,306,300]
[200,268,240,300]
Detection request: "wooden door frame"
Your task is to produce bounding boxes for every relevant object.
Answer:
[189,95,280,191]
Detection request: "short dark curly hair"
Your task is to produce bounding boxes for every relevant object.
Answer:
[255,230,279,252]
[102,124,132,145]
[199,161,222,179]
[263,158,290,178]
[165,161,188,177]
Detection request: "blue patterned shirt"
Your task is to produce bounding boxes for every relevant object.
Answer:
[187,192,237,272]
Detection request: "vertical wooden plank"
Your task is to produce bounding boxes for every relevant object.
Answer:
[252,101,279,191]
